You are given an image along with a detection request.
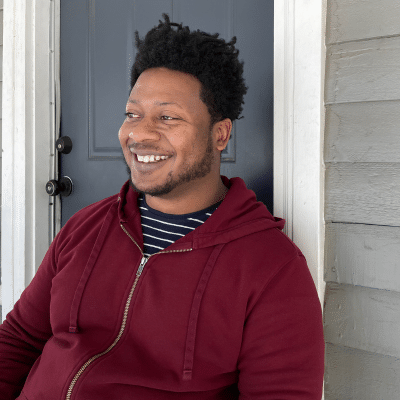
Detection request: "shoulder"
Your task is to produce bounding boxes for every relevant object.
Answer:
[225,223,303,270]
[218,224,312,300]
[53,193,121,248]
[66,193,119,227]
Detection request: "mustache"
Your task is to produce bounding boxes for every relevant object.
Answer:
[128,143,165,152]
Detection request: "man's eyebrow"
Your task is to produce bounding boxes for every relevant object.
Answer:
[157,102,183,109]
[127,99,183,109]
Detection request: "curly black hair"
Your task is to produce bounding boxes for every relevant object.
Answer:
[131,14,247,125]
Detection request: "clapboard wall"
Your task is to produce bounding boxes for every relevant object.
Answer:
[324,0,400,398]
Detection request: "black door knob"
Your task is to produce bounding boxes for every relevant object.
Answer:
[56,136,73,154]
[46,176,73,197]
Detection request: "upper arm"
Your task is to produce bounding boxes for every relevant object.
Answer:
[0,242,56,398]
[237,255,324,399]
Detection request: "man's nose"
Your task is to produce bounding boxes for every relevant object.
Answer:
[128,117,160,142]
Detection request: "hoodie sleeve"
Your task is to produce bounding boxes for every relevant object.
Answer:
[237,254,324,399]
[0,240,57,399]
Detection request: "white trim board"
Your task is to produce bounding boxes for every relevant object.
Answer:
[1,0,60,321]
[274,0,326,303]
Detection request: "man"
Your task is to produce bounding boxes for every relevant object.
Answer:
[0,15,324,399]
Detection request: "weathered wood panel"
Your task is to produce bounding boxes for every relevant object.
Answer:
[324,282,400,357]
[325,343,400,399]
[325,36,400,104]
[325,101,400,162]
[326,0,400,45]
[325,162,400,225]
[325,222,400,292]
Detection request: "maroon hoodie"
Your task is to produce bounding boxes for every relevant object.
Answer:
[0,177,324,399]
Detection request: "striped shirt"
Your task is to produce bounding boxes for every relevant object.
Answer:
[138,196,220,257]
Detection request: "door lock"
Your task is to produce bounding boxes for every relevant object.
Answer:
[48,137,74,197]
[56,136,73,154]
[46,176,73,197]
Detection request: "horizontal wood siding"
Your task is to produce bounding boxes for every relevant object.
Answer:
[324,282,400,358]
[325,163,400,225]
[325,343,400,399]
[325,101,400,163]
[325,0,400,397]
[325,223,400,291]
[325,36,400,104]
[326,0,400,44]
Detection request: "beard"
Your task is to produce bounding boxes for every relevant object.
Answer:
[124,133,215,197]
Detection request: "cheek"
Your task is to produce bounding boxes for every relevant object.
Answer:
[167,129,184,144]
[168,128,198,151]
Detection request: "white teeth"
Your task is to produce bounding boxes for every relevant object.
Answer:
[137,154,169,163]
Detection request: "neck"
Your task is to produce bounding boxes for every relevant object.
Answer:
[144,176,228,215]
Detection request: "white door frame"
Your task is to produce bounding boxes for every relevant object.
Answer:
[274,0,326,302]
[1,0,326,321]
[1,0,60,320]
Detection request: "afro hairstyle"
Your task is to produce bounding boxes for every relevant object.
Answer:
[130,14,247,125]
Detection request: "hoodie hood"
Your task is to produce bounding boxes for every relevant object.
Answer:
[194,176,284,248]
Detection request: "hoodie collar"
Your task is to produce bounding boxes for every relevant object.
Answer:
[118,177,285,250]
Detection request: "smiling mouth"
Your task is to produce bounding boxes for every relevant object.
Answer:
[134,153,172,164]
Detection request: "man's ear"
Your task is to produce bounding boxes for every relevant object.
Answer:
[213,118,232,151]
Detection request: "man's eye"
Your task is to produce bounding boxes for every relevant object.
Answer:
[160,115,174,121]
[125,112,139,119]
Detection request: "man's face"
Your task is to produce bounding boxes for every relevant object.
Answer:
[119,67,216,197]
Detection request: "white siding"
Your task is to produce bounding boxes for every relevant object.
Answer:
[325,101,400,163]
[325,37,400,104]
[325,163,400,226]
[326,0,400,44]
[325,343,400,399]
[324,0,400,398]
[325,223,400,292]
[325,283,400,358]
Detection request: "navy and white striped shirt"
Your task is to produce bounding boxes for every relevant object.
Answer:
[138,196,220,257]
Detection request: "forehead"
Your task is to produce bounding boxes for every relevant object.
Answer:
[128,68,204,109]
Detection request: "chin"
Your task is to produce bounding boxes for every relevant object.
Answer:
[129,177,176,197]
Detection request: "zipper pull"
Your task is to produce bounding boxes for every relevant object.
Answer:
[137,256,148,277]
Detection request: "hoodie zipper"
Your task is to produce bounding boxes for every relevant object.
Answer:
[65,223,192,400]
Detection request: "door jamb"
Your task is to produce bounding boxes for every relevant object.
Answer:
[274,0,326,302]
[1,0,60,320]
